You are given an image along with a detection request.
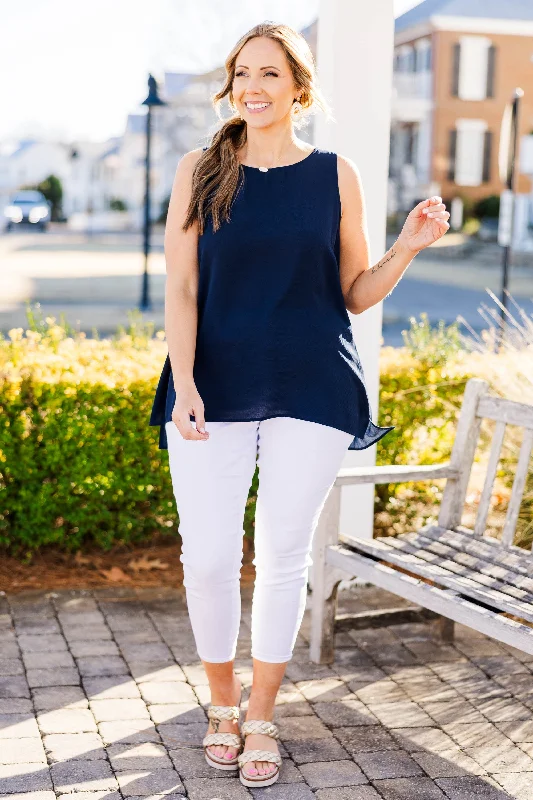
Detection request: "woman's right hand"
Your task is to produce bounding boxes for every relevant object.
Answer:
[171,382,209,441]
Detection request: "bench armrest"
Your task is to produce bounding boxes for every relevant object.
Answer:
[334,463,459,486]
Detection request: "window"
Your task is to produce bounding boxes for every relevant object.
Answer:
[396,45,415,73]
[415,39,432,72]
[451,37,496,100]
[450,119,491,186]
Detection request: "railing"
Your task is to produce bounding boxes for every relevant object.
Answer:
[392,71,432,101]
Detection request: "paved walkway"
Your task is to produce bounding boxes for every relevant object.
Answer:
[1,584,532,799]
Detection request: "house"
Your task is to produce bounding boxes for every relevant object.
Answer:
[0,139,71,218]
[391,0,533,241]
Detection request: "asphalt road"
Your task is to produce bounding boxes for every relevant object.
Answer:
[1,227,532,347]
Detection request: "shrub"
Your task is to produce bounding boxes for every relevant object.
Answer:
[473,194,500,219]
[0,308,177,555]
[1,301,531,555]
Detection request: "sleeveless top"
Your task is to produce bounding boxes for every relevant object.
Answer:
[149,146,395,451]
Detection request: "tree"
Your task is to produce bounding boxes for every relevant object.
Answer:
[109,198,128,211]
[37,175,63,221]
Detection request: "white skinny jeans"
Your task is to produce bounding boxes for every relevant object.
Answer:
[165,416,353,663]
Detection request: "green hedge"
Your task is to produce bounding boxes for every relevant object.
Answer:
[0,310,527,554]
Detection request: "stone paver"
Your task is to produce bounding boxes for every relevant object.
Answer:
[0,714,40,738]
[90,698,151,722]
[83,676,142,699]
[37,709,98,734]
[354,749,424,780]
[2,585,533,799]
[374,776,447,798]
[32,686,88,711]
[0,763,53,793]
[0,793,56,800]
[107,742,174,770]
[50,760,118,793]
[183,777,250,799]
[43,732,107,761]
[0,737,47,764]
[0,676,30,698]
[116,769,185,796]
[76,656,129,677]
[138,680,196,704]
[26,668,79,688]
[149,702,206,725]
[315,789,381,800]
[436,775,513,798]
[0,698,32,714]
[299,760,367,788]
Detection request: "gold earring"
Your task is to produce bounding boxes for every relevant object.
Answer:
[291,98,303,118]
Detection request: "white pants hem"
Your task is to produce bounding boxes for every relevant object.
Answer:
[251,651,293,664]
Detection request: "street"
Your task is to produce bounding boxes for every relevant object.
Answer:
[1,228,532,346]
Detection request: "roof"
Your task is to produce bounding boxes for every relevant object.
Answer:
[8,140,38,159]
[395,0,533,33]
[164,72,193,98]
[125,113,164,135]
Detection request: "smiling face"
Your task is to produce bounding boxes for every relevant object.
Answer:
[232,36,301,127]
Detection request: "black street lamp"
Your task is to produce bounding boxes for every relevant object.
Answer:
[139,73,167,312]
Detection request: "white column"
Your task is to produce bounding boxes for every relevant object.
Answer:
[315,0,395,542]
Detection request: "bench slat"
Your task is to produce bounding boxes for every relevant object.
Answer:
[385,532,533,604]
[422,526,533,576]
[327,545,533,655]
[474,420,506,537]
[477,394,533,430]
[338,533,533,624]
[334,463,459,486]
[502,427,533,547]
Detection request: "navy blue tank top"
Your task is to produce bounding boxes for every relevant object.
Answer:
[149,146,395,451]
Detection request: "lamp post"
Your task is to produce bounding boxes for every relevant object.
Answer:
[139,73,167,312]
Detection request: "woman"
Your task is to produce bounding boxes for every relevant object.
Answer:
[149,21,449,789]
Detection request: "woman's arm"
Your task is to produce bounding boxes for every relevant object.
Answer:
[336,154,449,315]
[164,148,209,440]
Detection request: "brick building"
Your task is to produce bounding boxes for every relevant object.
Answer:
[391,0,533,242]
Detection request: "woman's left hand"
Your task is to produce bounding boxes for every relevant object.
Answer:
[398,196,450,255]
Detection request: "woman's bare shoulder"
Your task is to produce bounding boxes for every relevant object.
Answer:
[177,148,206,173]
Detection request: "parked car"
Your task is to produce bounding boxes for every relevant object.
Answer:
[3,190,51,232]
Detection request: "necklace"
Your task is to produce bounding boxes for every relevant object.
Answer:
[242,146,311,172]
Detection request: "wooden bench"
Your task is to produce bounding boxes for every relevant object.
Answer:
[310,377,533,664]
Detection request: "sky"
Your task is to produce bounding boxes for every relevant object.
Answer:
[0,0,422,144]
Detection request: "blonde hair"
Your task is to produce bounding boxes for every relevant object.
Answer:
[182,21,332,235]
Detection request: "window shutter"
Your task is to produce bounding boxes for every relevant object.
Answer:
[451,43,461,96]
[486,45,496,98]
[448,130,457,181]
[482,130,492,182]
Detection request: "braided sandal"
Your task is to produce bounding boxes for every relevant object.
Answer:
[238,719,282,788]
[202,704,242,771]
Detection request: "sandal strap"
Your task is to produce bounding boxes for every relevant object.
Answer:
[241,719,279,740]
[203,732,242,749]
[208,705,240,723]
[238,749,282,767]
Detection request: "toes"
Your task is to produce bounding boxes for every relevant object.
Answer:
[243,759,276,776]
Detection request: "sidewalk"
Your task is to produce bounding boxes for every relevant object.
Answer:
[0,584,531,798]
